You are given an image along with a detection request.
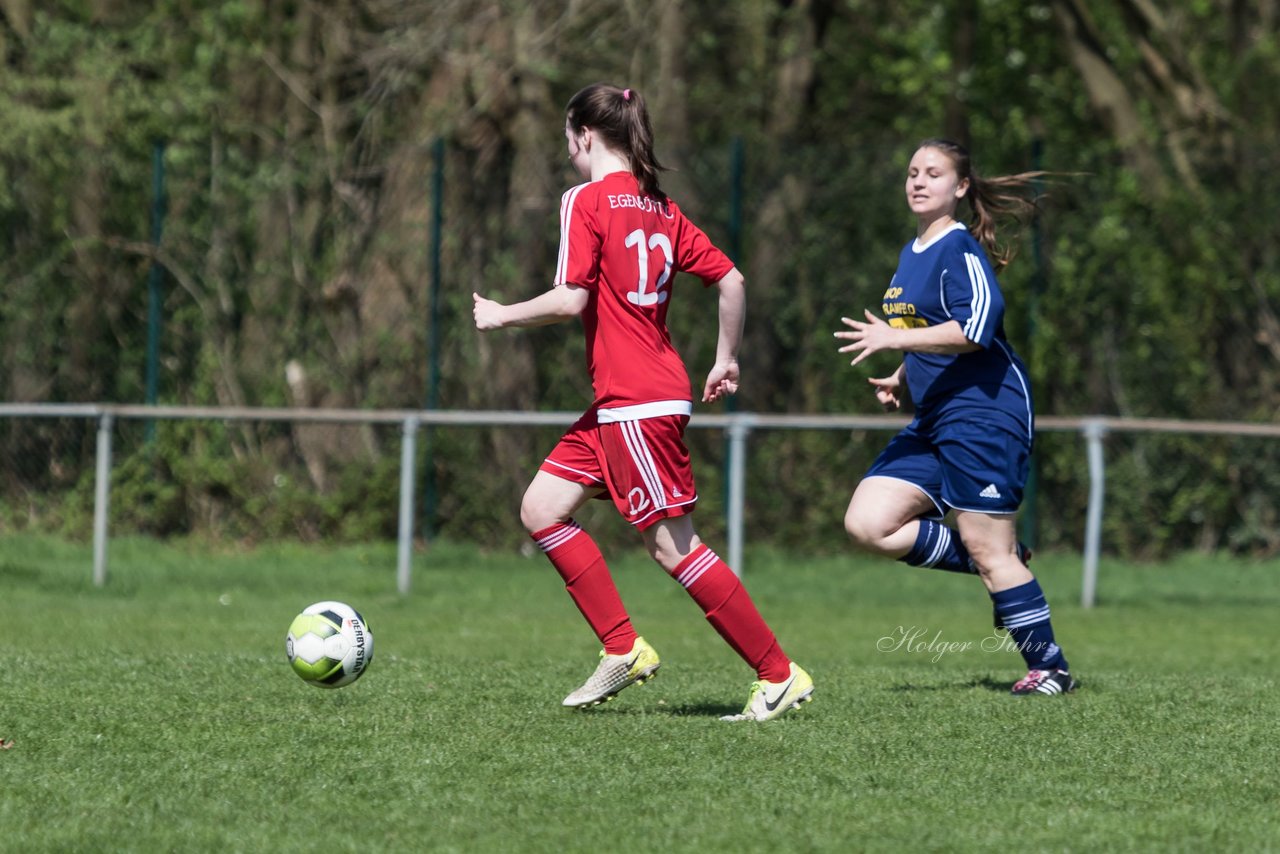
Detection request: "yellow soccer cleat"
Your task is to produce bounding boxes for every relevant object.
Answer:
[720,662,814,722]
[562,637,661,709]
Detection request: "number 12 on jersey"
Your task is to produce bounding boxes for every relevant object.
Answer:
[624,229,673,306]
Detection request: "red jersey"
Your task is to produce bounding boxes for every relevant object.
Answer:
[554,171,735,411]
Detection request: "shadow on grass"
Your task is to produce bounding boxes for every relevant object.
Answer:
[0,561,41,582]
[889,675,1009,693]
[652,701,742,718]
[588,699,829,719]
[1129,592,1280,608]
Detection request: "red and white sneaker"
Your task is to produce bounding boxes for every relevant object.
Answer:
[1011,668,1077,696]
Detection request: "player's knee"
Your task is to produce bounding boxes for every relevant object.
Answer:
[642,518,699,574]
[519,494,561,534]
[962,540,1002,576]
[844,509,884,549]
[641,529,682,572]
[518,503,545,534]
[647,542,681,574]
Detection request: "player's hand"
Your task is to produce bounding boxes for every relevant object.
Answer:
[473,293,506,331]
[835,310,899,366]
[868,374,903,412]
[702,359,740,403]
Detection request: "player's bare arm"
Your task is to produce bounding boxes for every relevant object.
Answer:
[473,283,590,331]
[702,267,745,403]
[834,309,979,366]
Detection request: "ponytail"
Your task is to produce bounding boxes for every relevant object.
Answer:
[918,138,1046,271]
[566,83,667,203]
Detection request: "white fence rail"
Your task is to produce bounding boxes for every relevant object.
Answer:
[4,403,1279,606]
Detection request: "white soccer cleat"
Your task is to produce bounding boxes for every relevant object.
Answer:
[562,637,661,709]
[720,662,814,722]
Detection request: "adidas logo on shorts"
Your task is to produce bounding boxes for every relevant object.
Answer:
[979,483,1002,499]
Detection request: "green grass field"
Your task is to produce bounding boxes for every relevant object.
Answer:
[2,534,1278,852]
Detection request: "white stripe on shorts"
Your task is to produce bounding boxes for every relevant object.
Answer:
[620,420,667,512]
[541,458,604,485]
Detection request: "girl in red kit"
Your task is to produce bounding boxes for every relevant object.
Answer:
[473,82,812,721]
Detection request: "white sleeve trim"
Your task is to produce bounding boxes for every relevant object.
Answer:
[554,183,590,285]
[961,251,991,343]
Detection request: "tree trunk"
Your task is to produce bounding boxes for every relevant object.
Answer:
[1051,0,1168,196]
[945,0,977,145]
[740,0,824,409]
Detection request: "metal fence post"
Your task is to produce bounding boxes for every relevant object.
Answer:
[726,414,752,576]
[397,416,420,595]
[1081,418,1107,608]
[92,412,114,587]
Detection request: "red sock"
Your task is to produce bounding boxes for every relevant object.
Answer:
[532,521,636,655]
[671,545,791,682]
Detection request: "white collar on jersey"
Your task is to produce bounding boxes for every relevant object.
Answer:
[911,221,968,254]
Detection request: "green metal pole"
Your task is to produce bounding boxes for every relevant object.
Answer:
[144,141,167,445]
[1019,134,1044,549]
[728,135,744,267]
[422,136,445,540]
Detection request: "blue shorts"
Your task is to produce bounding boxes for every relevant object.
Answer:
[864,419,1030,516]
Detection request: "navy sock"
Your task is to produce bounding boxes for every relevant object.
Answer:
[899,519,976,574]
[990,579,1068,671]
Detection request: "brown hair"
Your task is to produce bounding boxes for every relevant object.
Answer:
[566,83,667,203]
[918,138,1046,271]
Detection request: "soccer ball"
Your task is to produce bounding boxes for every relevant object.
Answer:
[285,601,374,688]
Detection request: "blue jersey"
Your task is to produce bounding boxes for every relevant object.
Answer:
[881,223,1033,439]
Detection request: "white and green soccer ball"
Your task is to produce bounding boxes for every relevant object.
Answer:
[285,601,374,688]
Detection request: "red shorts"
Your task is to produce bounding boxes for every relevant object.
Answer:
[540,411,698,530]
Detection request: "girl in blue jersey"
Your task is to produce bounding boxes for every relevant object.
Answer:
[835,139,1076,696]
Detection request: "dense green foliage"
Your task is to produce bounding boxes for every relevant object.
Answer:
[3,1,1278,555]
[2,536,1278,851]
